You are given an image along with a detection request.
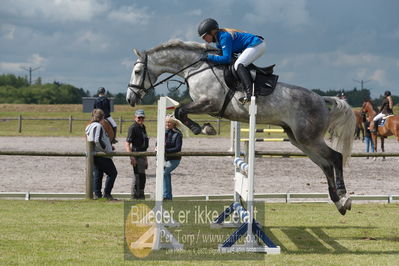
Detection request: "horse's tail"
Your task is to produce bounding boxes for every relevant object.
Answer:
[324,97,356,166]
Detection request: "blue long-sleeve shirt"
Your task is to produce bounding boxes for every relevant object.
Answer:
[207,31,263,64]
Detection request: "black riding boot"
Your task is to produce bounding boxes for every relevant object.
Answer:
[112,127,118,143]
[237,64,253,104]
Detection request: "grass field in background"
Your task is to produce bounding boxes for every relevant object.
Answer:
[1,104,398,138]
[0,104,269,138]
[0,104,233,137]
[0,200,398,265]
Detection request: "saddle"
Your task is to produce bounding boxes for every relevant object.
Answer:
[223,63,279,96]
[377,115,393,127]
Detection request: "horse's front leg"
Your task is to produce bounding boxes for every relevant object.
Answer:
[372,133,378,153]
[381,136,385,160]
[361,127,365,142]
[174,99,219,135]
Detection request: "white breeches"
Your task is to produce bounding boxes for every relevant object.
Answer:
[234,41,266,70]
[106,116,117,128]
[373,113,386,121]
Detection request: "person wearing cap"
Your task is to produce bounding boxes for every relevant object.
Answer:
[197,18,266,104]
[85,109,118,200]
[93,87,118,143]
[125,109,149,199]
[162,115,183,200]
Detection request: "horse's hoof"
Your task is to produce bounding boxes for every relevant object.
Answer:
[335,197,352,215]
[201,123,217,135]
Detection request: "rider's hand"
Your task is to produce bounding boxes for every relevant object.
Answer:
[200,54,208,62]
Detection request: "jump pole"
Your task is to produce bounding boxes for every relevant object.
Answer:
[130,96,183,251]
[212,96,281,254]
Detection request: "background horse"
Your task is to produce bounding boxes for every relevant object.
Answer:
[353,110,365,141]
[361,100,399,156]
[86,119,115,143]
[126,40,355,215]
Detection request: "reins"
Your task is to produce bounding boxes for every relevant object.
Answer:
[128,53,202,94]
[128,52,234,118]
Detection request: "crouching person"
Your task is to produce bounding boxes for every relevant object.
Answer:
[85,109,118,200]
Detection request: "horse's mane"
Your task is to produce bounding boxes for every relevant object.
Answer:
[146,39,218,54]
[364,99,378,113]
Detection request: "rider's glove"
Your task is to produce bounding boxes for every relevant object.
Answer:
[200,54,208,62]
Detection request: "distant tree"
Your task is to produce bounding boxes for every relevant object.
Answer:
[312,88,373,107]
[0,74,29,88]
[166,89,181,101]
[34,77,42,85]
[141,90,159,104]
[113,93,128,104]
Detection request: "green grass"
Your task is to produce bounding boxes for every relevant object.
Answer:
[1,103,398,139]
[0,104,282,138]
[0,200,398,265]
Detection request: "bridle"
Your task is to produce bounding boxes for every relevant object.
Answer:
[127,53,202,99]
[127,54,155,98]
[127,51,232,118]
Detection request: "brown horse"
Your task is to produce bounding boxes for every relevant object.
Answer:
[101,119,116,143]
[86,119,115,143]
[353,110,365,141]
[361,100,399,155]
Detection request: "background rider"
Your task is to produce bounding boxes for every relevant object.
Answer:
[93,87,118,143]
[369,90,394,132]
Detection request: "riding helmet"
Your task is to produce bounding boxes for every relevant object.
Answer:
[198,18,219,37]
[384,90,391,96]
[98,87,106,94]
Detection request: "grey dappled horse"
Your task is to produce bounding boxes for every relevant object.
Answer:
[126,40,355,215]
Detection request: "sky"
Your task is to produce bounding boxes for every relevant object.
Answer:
[1,0,398,98]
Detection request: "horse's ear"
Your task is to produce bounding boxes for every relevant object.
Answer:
[133,48,144,59]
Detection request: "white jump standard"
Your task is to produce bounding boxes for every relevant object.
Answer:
[212,96,281,254]
[130,96,183,251]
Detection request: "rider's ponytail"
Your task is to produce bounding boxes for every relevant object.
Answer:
[219,28,246,39]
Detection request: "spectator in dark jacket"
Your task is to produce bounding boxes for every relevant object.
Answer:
[125,109,149,199]
[163,115,183,200]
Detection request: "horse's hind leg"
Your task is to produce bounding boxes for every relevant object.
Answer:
[381,137,386,160]
[330,148,352,212]
[285,128,351,215]
[308,144,351,215]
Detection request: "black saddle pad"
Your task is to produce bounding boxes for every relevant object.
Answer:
[223,64,278,97]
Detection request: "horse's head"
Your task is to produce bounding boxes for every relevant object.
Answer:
[126,39,218,107]
[362,100,377,115]
[126,49,157,107]
[361,101,367,113]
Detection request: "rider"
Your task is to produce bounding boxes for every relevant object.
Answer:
[197,18,266,104]
[93,87,118,143]
[369,90,394,132]
[337,91,347,101]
